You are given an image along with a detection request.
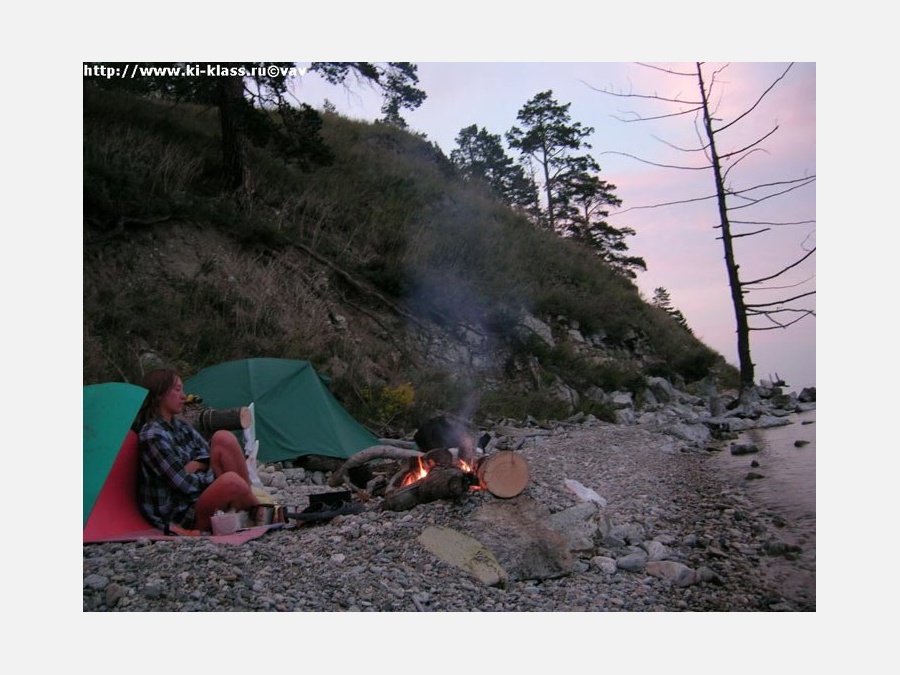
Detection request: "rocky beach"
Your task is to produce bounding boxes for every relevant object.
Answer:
[83,380,815,613]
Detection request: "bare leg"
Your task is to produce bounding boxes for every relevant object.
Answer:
[194,472,260,532]
[209,430,251,482]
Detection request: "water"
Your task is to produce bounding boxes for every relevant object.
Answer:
[712,407,816,607]
[720,408,816,529]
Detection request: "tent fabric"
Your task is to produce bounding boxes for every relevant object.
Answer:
[184,358,378,463]
[83,382,148,527]
[83,430,279,545]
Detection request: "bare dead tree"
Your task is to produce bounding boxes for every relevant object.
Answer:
[587,62,815,395]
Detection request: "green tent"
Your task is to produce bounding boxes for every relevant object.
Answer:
[83,382,148,526]
[184,358,378,463]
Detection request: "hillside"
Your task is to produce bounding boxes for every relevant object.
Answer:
[83,85,735,436]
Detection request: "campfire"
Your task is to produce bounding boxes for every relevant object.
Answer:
[398,452,476,488]
[327,417,531,511]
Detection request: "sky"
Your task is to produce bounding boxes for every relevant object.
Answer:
[291,62,817,389]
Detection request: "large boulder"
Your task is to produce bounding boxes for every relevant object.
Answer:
[799,387,816,403]
[517,313,555,347]
[470,497,574,581]
[646,376,676,404]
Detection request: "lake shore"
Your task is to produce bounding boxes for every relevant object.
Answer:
[709,408,816,607]
[84,415,814,612]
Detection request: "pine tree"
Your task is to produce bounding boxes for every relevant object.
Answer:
[506,90,645,277]
[450,125,538,216]
[652,287,693,333]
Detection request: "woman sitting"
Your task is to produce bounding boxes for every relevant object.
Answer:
[135,368,259,534]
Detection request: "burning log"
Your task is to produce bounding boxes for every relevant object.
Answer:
[326,424,532,511]
[381,451,529,511]
[383,466,474,512]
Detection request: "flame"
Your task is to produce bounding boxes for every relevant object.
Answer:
[399,452,480,490]
[400,456,429,487]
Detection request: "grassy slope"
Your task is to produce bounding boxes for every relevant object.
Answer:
[83,86,734,433]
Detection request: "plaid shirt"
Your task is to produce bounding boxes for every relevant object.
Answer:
[138,417,214,530]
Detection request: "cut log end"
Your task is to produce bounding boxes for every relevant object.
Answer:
[477,451,530,498]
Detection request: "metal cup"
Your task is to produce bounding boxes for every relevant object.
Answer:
[251,505,274,525]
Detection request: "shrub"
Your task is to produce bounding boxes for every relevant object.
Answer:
[359,382,417,432]
[477,389,572,422]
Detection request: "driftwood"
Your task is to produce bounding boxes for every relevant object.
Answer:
[327,445,423,488]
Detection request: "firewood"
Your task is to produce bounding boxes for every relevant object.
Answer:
[381,483,420,511]
[327,446,424,488]
[476,451,530,498]
[382,466,472,511]
[422,447,456,467]
[417,466,469,503]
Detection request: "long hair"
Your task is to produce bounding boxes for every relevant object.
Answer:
[134,368,180,430]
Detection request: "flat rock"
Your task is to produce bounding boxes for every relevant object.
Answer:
[418,526,507,588]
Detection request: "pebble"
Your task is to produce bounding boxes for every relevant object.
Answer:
[83,419,815,611]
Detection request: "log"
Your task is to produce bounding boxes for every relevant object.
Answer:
[421,447,457,468]
[182,406,250,437]
[476,451,530,498]
[381,483,420,512]
[418,466,469,503]
[384,448,461,494]
[327,445,424,488]
[382,466,471,512]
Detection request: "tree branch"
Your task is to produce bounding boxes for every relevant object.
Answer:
[744,290,816,308]
[726,227,771,238]
[748,308,815,330]
[717,126,780,160]
[596,150,709,171]
[609,106,705,124]
[731,218,816,227]
[742,248,816,285]
[727,176,816,211]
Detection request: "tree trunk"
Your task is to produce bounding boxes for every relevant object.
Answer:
[696,63,755,391]
[214,74,252,198]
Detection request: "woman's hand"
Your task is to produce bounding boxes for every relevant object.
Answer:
[185,460,210,474]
